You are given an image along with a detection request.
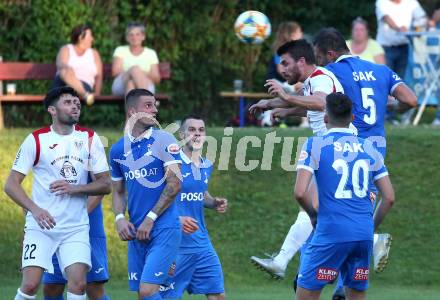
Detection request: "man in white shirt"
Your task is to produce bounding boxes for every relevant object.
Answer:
[376,0,426,77]
[4,86,111,300]
[376,0,426,123]
[248,39,346,280]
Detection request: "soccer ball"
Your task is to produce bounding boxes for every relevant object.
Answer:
[234,11,271,44]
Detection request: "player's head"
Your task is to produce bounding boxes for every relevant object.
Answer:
[313,27,350,66]
[44,86,81,125]
[324,92,353,128]
[125,88,157,127]
[277,39,316,84]
[179,114,206,152]
[126,22,145,47]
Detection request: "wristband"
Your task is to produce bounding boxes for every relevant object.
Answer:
[115,213,125,222]
[147,211,158,221]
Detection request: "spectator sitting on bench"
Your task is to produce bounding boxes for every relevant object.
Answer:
[111,22,161,96]
[52,24,102,105]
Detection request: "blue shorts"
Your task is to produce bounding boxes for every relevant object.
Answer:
[42,236,109,284]
[128,227,181,291]
[160,247,224,298]
[298,240,372,291]
[51,75,93,93]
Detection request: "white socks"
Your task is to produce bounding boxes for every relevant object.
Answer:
[67,292,86,300]
[273,211,314,270]
[374,233,378,245]
[14,288,36,300]
[14,288,85,300]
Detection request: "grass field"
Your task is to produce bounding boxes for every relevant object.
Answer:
[1,126,439,299]
[1,278,440,299]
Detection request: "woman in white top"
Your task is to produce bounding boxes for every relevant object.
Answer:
[111,22,161,96]
[346,17,386,64]
[52,24,102,105]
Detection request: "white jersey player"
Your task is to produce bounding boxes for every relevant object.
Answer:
[249,40,357,280]
[249,40,353,136]
[4,86,111,300]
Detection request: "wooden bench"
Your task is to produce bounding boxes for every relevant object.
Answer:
[0,62,172,129]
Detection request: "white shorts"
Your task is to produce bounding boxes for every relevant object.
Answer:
[112,73,155,96]
[22,226,91,277]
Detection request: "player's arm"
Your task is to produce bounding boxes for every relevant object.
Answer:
[49,171,111,196]
[373,175,395,230]
[87,195,104,214]
[112,179,136,241]
[281,92,326,111]
[391,83,417,112]
[271,107,307,121]
[249,97,290,116]
[51,133,111,196]
[4,170,56,229]
[204,191,228,213]
[265,79,326,111]
[294,169,317,225]
[86,172,105,213]
[152,163,182,216]
[136,163,182,241]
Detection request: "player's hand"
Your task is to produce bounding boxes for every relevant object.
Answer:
[31,206,56,230]
[180,216,199,234]
[49,180,78,196]
[293,82,303,94]
[136,217,154,241]
[214,197,228,213]
[270,108,289,123]
[249,99,271,115]
[265,79,288,101]
[116,218,136,241]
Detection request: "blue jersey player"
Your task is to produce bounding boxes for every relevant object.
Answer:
[312,28,417,299]
[110,89,182,300]
[313,27,417,159]
[160,115,227,300]
[295,93,395,300]
[42,193,110,300]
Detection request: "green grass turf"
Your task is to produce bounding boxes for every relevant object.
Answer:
[1,278,440,299]
[0,126,439,297]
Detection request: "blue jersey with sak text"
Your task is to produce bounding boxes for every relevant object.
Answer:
[326,56,403,142]
[297,128,389,245]
[177,151,214,254]
[109,128,181,229]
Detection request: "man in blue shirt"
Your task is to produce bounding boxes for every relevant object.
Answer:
[295,92,395,300]
[160,115,227,300]
[312,28,417,299]
[42,192,110,300]
[109,89,182,300]
[313,27,417,159]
